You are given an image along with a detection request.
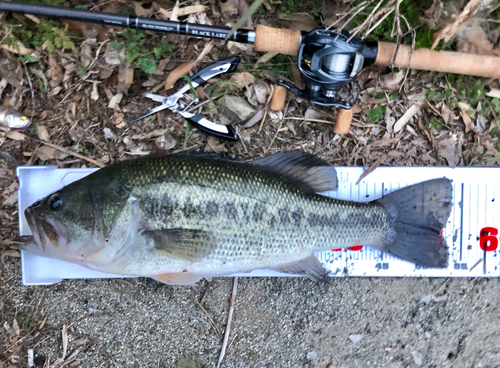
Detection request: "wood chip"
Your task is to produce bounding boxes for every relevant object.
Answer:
[393,103,421,133]
[356,154,387,184]
[62,325,68,360]
[195,41,215,64]
[253,51,278,68]
[170,0,180,21]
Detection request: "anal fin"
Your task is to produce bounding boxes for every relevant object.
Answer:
[152,272,205,285]
[272,256,328,282]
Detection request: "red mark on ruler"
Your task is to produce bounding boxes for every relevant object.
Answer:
[332,245,363,252]
[479,227,498,251]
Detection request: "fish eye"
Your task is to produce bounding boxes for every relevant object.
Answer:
[48,193,63,211]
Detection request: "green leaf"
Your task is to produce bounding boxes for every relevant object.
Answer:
[110,41,123,51]
[224,0,266,41]
[21,54,38,63]
[182,75,198,99]
[153,47,163,59]
[137,58,156,74]
[367,106,386,123]
[183,122,191,150]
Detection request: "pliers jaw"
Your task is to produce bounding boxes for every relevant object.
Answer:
[131,56,240,141]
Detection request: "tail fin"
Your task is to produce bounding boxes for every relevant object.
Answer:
[377,178,453,268]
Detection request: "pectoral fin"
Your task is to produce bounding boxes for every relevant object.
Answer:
[272,256,328,282]
[143,228,214,261]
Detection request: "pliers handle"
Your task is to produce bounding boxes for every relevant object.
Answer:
[132,56,240,141]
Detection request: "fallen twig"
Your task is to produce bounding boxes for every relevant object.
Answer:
[194,298,223,340]
[217,277,238,368]
[1,128,105,168]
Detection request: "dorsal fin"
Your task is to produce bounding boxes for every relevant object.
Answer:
[251,151,338,193]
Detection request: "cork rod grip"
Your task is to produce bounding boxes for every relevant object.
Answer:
[375,41,500,78]
[254,25,301,56]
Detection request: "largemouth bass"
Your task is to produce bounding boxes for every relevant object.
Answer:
[20,151,453,285]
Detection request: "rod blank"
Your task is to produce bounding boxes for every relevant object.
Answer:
[0,1,255,43]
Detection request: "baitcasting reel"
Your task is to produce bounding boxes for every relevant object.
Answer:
[277,29,372,108]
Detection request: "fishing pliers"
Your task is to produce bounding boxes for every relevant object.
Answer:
[131,56,240,141]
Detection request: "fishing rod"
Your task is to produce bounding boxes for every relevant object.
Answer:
[1,1,500,132]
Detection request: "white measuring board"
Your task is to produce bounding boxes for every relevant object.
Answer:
[17,165,500,285]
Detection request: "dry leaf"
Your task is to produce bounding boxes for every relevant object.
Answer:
[243,108,265,128]
[438,134,460,166]
[47,54,64,83]
[37,146,56,160]
[206,135,228,153]
[304,107,331,121]
[37,124,50,142]
[457,24,500,56]
[393,104,422,133]
[134,1,156,17]
[253,81,271,105]
[104,48,122,66]
[230,72,255,88]
[165,61,195,90]
[103,127,116,140]
[431,0,482,49]
[0,41,35,56]
[108,93,123,109]
[117,63,134,93]
[459,105,473,132]
[423,0,443,29]
[385,107,396,133]
[486,88,500,99]
[377,70,405,92]
[440,102,456,124]
[159,4,207,18]
[238,0,253,29]
[292,64,305,90]
[156,133,177,151]
[278,12,317,31]
[422,152,437,163]
[219,0,239,16]
[113,112,126,128]
[5,130,26,141]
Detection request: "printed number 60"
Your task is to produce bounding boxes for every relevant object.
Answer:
[480,227,498,251]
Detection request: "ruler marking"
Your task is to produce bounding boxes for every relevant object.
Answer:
[460,183,464,262]
[484,184,488,275]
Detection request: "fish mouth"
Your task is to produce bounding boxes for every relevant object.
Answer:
[24,207,69,251]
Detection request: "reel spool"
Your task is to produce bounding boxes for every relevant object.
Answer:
[277,29,367,108]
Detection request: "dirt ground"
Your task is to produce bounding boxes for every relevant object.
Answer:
[1,0,500,367]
